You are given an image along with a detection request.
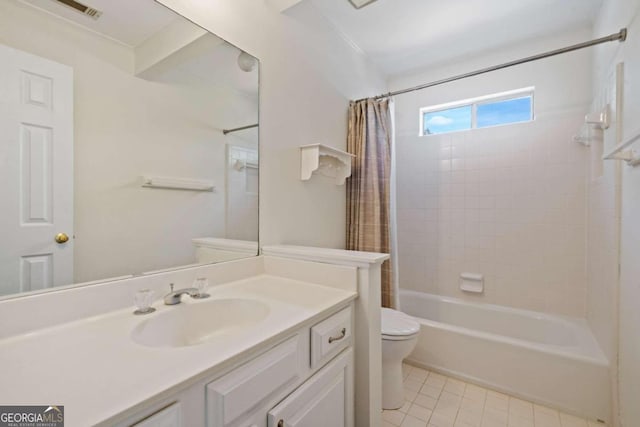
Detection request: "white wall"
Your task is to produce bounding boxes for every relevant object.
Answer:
[592,1,640,426]
[0,1,258,283]
[391,28,592,316]
[155,0,387,250]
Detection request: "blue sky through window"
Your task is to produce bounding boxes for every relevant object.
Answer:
[423,105,472,135]
[421,90,533,136]
[477,96,532,128]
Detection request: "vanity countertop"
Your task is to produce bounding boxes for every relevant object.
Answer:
[0,274,356,426]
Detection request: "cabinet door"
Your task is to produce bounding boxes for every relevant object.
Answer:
[267,349,353,427]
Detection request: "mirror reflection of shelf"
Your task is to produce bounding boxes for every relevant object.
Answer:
[233,159,259,171]
[300,144,355,185]
[192,238,259,263]
[141,176,215,192]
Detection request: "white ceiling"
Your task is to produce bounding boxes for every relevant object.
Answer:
[151,36,260,96]
[193,42,259,97]
[307,0,604,77]
[20,0,179,46]
[18,0,258,95]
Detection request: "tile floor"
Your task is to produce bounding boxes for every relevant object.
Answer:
[381,364,605,427]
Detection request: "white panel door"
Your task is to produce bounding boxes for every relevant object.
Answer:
[0,43,74,296]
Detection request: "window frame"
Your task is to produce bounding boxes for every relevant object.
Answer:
[419,86,535,136]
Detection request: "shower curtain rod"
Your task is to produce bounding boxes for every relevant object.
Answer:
[223,123,259,135]
[354,28,627,102]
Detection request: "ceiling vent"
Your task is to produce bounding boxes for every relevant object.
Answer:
[52,0,102,19]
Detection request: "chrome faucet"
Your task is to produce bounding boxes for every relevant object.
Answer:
[164,283,201,305]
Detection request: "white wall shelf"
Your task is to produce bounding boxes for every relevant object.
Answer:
[586,104,610,129]
[573,104,610,146]
[603,128,640,167]
[141,176,215,192]
[300,144,355,185]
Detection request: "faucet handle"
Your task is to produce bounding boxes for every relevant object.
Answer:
[192,278,210,299]
[170,283,174,293]
[133,289,156,315]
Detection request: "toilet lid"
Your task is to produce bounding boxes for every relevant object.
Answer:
[381,308,420,337]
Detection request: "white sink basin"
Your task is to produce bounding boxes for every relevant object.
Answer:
[131,298,270,348]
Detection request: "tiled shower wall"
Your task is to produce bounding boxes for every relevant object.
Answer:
[396,115,588,316]
[391,28,594,317]
[589,1,640,422]
[586,66,620,362]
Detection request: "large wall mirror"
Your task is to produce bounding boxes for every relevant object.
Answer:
[0,0,259,299]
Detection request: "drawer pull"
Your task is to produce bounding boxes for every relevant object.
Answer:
[328,328,346,344]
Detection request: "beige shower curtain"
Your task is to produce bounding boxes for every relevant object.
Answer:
[346,98,395,308]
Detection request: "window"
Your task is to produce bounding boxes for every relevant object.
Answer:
[420,87,534,136]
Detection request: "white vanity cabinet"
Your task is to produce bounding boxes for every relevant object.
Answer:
[205,306,353,427]
[205,335,306,427]
[122,305,353,427]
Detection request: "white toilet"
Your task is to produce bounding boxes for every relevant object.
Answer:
[381,307,420,410]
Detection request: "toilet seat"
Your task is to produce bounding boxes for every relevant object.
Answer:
[381,308,420,341]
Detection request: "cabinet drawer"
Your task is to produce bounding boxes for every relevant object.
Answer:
[310,307,352,368]
[206,336,301,427]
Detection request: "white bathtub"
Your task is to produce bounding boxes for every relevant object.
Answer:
[400,290,610,422]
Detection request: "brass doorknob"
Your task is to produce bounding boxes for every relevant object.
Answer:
[55,233,70,244]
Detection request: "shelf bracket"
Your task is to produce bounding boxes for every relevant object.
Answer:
[603,128,640,167]
[300,144,355,185]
